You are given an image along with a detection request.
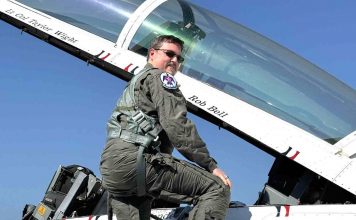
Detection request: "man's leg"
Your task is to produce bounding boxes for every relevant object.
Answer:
[111,196,152,220]
[146,154,230,220]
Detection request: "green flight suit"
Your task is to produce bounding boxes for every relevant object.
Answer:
[100,63,230,219]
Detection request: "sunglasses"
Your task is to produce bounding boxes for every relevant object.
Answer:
[154,48,185,63]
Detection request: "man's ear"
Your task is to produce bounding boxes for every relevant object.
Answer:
[148,48,155,60]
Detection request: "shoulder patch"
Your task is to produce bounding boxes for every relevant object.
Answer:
[160,72,178,90]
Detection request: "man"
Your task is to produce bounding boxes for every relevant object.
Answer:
[100,35,232,220]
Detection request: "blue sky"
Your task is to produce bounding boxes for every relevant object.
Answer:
[1,1,355,219]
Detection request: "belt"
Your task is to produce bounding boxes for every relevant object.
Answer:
[108,129,154,148]
[121,130,155,148]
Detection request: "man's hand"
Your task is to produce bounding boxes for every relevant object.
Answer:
[213,168,232,188]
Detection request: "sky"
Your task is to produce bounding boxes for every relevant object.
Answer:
[1,1,356,219]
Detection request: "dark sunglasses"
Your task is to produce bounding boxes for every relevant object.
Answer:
[154,48,184,63]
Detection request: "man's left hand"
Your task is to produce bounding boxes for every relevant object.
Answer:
[213,168,232,188]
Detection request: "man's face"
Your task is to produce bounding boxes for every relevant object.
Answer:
[148,42,183,75]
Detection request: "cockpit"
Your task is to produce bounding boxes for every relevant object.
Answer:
[17,0,356,144]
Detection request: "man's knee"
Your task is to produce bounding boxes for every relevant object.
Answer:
[208,176,231,200]
[190,184,230,220]
[221,184,231,204]
[215,182,231,204]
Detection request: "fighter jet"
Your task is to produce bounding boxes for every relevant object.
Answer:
[1,0,355,219]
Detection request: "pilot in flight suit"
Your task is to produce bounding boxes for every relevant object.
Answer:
[100,35,231,220]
